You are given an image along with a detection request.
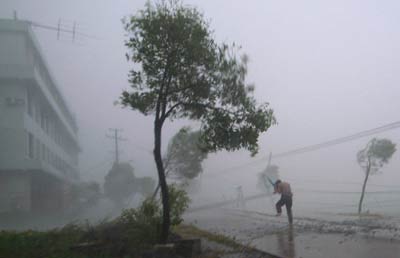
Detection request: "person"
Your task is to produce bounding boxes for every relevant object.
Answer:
[273,179,293,224]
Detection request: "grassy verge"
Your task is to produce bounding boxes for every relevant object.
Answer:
[174,224,242,250]
[0,224,96,258]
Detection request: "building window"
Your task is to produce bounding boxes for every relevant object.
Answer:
[35,138,40,160]
[28,133,34,159]
[24,130,28,157]
[41,143,45,161]
[35,103,41,124]
[41,111,46,130]
[27,90,33,117]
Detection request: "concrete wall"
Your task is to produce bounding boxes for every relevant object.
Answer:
[0,172,31,212]
[0,82,26,169]
[0,19,80,213]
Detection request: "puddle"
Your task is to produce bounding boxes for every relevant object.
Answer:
[252,228,400,258]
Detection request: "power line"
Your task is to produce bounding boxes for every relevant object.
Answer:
[273,120,400,159]
[204,120,400,178]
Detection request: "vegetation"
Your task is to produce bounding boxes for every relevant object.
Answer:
[0,224,95,258]
[0,185,189,258]
[165,127,207,180]
[104,162,136,207]
[152,127,207,197]
[357,138,396,214]
[104,162,156,206]
[121,0,275,242]
[174,224,242,250]
[135,176,156,197]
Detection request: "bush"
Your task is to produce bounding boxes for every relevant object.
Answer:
[0,185,190,258]
[79,184,190,255]
[168,184,190,226]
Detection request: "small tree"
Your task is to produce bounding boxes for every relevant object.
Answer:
[357,138,396,214]
[135,176,156,197]
[153,127,207,197]
[165,127,207,180]
[104,162,136,207]
[122,1,276,242]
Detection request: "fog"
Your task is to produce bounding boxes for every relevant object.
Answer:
[2,0,400,218]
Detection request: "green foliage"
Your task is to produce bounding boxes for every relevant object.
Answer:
[121,0,275,242]
[165,127,207,180]
[121,0,276,156]
[168,184,190,225]
[0,186,190,258]
[357,138,397,174]
[357,138,396,214]
[116,198,162,250]
[175,224,242,251]
[134,176,157,197]
[104,162,136,205]
[104,163,157,204]
[0,224,93,258]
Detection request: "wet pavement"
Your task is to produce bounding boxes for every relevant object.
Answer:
[184,207,400,258]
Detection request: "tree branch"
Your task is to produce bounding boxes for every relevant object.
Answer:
[181,102,239,116]
[165,83,200,95]
[161,102,183,122]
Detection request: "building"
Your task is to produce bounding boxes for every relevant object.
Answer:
[0,18,80,214]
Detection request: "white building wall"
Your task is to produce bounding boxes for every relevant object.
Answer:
[0,173,31,212]
[0,19,81,213]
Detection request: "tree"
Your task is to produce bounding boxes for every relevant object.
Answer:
[104,162,136,207]
[164,127,207,180]
[135,176,156,197]
[357,138,396,214]
[121,0,276,242]
[153,127,207,198]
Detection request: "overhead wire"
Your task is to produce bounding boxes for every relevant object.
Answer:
[204,120,400,179]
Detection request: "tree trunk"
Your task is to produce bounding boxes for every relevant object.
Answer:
[358,163,371,214]
[154,121,170,243]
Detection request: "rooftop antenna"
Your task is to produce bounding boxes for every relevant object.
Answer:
[29,19,100,43]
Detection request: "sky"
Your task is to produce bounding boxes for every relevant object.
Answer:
[2,0,400,204]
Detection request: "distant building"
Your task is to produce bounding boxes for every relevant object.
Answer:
[0,18,80,213]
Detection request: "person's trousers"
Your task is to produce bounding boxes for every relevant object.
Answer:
[276,195,293,224]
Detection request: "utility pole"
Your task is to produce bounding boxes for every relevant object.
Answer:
[106,128,126,164]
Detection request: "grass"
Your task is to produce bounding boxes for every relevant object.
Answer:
[174,224,242,250]
[0,224,97,258]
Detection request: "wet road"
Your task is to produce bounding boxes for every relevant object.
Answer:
[184,207,400,258]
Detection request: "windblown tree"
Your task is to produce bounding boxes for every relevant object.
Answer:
[164,127,207,180]
[152,127,206,197]
[121,1,276,242]
[357,138,396,214]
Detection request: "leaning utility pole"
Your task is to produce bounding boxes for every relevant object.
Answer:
[106,128,126,164]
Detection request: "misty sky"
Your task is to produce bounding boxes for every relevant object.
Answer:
[2,0,400,200]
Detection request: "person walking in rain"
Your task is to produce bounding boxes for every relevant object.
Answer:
[273,179,293,224]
